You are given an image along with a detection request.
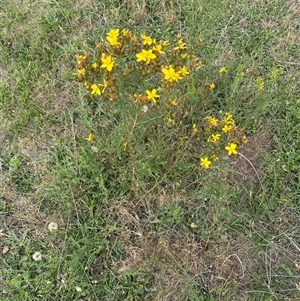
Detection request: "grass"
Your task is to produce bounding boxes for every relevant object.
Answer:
[0,0,299,300]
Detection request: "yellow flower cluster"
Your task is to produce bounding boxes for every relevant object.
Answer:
[74,28,191,107]
[161,65,188,82]
[222,112,235,133]
[136,49,156,64]
[199,112,247,168]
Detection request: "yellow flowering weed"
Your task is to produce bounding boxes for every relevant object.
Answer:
[219,66,227,74]
[86,133,95,142]
[141,33,153,46]
[146,89,160,104]
[136,49,156,64]
[100,53,114,72]
[73,29,247,171]
[90,84,101,96]
[200,157,212,168]
[225,142,238,155]
[106,28,120,46]
[162,65,182,82]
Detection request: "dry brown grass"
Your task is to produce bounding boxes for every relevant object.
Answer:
[227,126,272,191]
[113,191,299,300]
[113,194,259,300]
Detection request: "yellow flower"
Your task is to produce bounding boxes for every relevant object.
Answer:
[122,29,130,38]
[205,116,218,127]
[123,141,128,151]
[100,53,114,72]
[136,49,156,64]
[146,89,160,104]
[134,93,145,103]
[225,143,238,155]
[177,39,186,49]
[76,54,87,61]
[212,154,219,161]
[86,133,95,142]
[100,79,108,93]
[223,113,235,129]
[224,112,234,124]
[152,43,165,54]
[209,83,215,91]
[169,99,178,106]
[192,123,198,134]
[200,157,211,168]
[178,66,189,76]
[91,62,98,69]
[91,84,101,96]
[181,53,188,59]
[166,117,175,126]
[162,65,182,82]
[219,66,227,74]
[208,133,221,142]
[174,39,186,50]
[84,82,90,90]
[76,54,87,65]
[242,135,247,144]
[222,124,233,133]
[106,29,120,46]
[74,68,86,78]
[141,34,153,45]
